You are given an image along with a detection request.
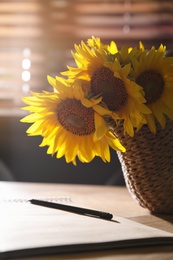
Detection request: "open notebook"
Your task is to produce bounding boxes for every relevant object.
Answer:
[1,197,173,259]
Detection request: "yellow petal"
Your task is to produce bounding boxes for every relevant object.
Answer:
[93,104,112,116]
[107,41,118,55]
[124,117,134,137]
[73,81,85,99]
[81,98,94,107]
[106,132,126,152]
[94,113,107,141]
[47,75,56,89]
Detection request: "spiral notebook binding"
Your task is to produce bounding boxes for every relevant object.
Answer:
[0,196,72,203]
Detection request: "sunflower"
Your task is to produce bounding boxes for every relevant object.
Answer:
[20,77,125,165]
[62,39,151,136]
[133,44,173,133]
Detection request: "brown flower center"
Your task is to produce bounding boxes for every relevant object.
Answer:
[136,70,164,104]
[90,66,128,111]
[57,98,95,136]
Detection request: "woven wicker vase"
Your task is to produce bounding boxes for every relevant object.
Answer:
[114,118,173,214]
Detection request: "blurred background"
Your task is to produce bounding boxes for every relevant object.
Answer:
[0,0,173,184]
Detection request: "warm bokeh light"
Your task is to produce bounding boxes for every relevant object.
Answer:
[22,71,30,82]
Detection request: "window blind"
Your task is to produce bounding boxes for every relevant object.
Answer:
[0,0,173,115]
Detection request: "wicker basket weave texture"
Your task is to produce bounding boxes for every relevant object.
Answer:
[115,118,173,214]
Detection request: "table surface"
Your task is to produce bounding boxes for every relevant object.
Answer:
[1,181,173,260]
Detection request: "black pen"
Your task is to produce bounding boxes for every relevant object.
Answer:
[29,199,113,220]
